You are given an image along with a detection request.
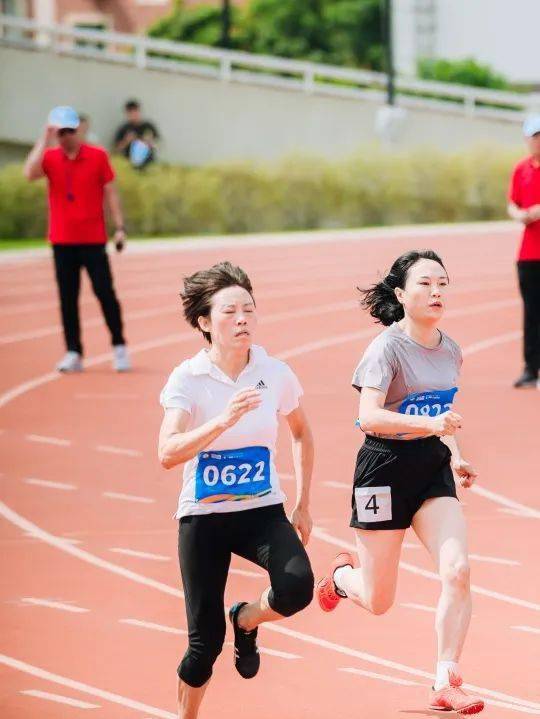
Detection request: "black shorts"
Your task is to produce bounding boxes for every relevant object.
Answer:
[350,435,457,530]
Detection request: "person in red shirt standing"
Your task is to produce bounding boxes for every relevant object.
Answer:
[508,116,540,388]
[24,106,130,373]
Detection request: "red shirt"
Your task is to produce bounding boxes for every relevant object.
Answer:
[509,156,540,261]
[42,144,115,245]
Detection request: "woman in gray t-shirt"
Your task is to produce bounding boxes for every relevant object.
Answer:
[316,250,484,715]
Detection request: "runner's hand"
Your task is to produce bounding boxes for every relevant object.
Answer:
[427,411,462,437]
[219,389,262,428]
[291,504,313,546]
[525,205,540,223]
[452,458,478,488]
[114,228,127,252]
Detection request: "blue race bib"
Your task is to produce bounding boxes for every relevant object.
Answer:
[195,446,271,504]
[399,387,458,417]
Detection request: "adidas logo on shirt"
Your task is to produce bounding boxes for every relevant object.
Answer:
[255,379,267,390]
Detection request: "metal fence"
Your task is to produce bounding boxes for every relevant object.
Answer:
[1,13,539,123]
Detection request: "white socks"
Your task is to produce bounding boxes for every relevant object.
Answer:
[434,660,459,690]
[333,565,353,598]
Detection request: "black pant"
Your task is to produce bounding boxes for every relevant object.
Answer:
[177,504,313,687]
[518,261,540,373]
[53,244,125,354]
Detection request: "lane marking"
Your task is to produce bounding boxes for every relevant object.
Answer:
[311,526,540,611]
[24,478,76,491]
[323,480,349,489]
[402,542,421,549]
[120,619,186,635]
[223,641,300,660]
[1,502,538,713]
[102,492,155,504]
[400,603,436,613]
[110,548,170,562]
[229,568,265,578]
[471,486,540,520]
[21,598,89,613]
[512,626,540,635]
[469,553,521,567]
[340,667,420,687]
[25,434,71,447]
[20,689,100,709]
[0,654,175,719]
[96,445,143,458]
[498,508,538,518]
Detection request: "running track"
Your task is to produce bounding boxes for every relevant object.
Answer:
[1,223,539,718]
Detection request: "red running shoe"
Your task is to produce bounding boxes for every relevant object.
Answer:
[429,671,484,715]
[316,552,355,612]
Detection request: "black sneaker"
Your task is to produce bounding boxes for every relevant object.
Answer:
[513,367,538,388]
[228,601,260,679]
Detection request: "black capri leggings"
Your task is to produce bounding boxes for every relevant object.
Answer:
[178,503,314,687]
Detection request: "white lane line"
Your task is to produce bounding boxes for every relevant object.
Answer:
[120,619,186,635]
[102,492,155,504]
[0,654,176,719]
[223,641,300,660]
[24,478,77,491]
[512,626,540,635]
[498,508,538,518]
[469,553,521,567]
[110,548,170,562]
[340,667,421,687]
[25,434,71,447]
[229,568,265,578]
[471,485,540,520]
[96,445,142,458]
[21,689,100,709]
[21,598,89,613]
[402,542,421,549]
[1,503,537,713]
[311,526,540,612]
[400,603,436,613]
[75,393,140,400]
[323,480,349,489]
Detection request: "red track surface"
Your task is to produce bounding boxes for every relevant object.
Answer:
[1,226,539,719]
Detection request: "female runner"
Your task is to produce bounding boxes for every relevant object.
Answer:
[159,261,314,719]
[316,250,484,715]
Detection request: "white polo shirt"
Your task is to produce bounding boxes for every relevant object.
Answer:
[160,344,303,519]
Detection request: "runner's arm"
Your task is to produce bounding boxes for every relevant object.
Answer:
[286,403,313,544]
[158,388,262,469]
[507,201,537,224]
[358,387,461,437]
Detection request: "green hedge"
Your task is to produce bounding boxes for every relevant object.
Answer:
[0,148,519,240]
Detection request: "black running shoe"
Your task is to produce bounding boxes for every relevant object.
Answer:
[229,602,260,679]
[513,367,538,388]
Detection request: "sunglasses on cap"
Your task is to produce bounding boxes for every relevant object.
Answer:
[58,128,77,136]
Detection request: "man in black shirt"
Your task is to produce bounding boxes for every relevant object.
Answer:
[114,99,160,168]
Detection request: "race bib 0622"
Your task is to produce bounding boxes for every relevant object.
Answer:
[195,446,271,504]
[398,387,458,417]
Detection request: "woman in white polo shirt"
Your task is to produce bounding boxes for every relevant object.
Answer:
[158,261,314,719]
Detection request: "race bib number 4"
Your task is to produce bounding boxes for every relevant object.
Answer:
[398,387,458,417]
[195,446,271,504]
[355,486,392,523]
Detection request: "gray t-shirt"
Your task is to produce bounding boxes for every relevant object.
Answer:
[352,323,462,440]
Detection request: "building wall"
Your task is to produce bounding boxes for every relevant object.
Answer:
[0,46,524,168]
[394,0,540,85]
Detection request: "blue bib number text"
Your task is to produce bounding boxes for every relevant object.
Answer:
[195,446,271,504]
[399,387,458,417]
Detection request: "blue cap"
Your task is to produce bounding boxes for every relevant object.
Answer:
[523,115,540,138]
[48,106,80,130]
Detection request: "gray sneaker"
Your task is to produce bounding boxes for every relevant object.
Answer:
[56,351,83,373]
[113,344,131,372]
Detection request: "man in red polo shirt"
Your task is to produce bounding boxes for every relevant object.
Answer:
[508,116,540,388]
[24,106,130,373]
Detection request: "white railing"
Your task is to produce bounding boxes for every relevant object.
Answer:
[1,14,539,122]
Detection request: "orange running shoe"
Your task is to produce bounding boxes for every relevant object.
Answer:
[429,672,484,715]
[316,552,355,612]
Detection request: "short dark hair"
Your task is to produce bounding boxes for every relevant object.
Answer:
[180,261,254,343]
[360,249,448,326]
[125,99,140,111]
